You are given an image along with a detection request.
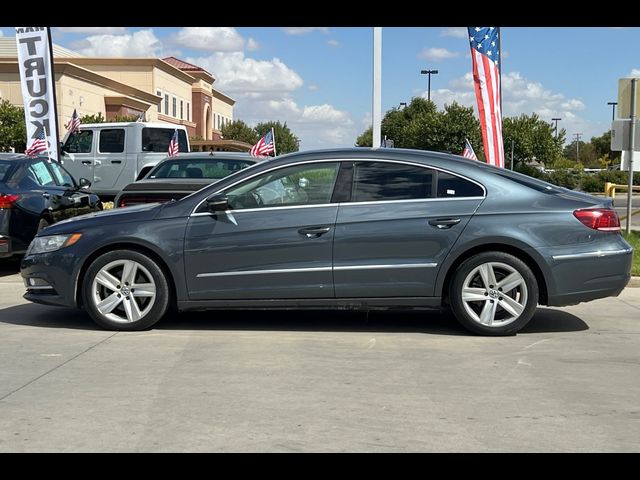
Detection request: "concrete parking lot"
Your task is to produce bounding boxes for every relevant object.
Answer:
[0,260,639,452]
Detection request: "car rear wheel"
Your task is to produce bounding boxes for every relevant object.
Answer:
[449,251,539,335]
[82,250,169,330]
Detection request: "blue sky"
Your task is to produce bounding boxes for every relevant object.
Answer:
[1,26,637,150]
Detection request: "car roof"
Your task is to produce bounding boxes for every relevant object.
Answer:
[0,153,44,161]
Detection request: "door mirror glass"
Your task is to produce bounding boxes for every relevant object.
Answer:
[206,194,229,212]
[78,177,92,189]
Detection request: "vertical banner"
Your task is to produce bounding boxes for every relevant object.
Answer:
[468,27,504,168]
[15,27,59,161]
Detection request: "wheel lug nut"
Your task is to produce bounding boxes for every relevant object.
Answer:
[126,296,130,300]
[489,285,494,289]
[117,285,121,289]
[498,288,502,291]
[117,294,121,298]
[499,297,503,301]
[490,300,494,304]
[484,292,489,296]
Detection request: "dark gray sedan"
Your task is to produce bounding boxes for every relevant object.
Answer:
[21,148,633,335]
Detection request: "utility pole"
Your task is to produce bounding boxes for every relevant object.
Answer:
[574,133,582,162]
[552,117,562,138]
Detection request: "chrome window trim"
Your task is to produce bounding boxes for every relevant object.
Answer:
[190,157,487,216]
[196,263,438,278]
[552,248,633,261]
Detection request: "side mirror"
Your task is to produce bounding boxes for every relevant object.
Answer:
[206,194,229,212]
[78,177,91,189]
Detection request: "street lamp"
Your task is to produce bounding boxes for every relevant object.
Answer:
[399,102,407,108]
[420,69,439,102]
[607,101,618,122]
[552,117,562,138]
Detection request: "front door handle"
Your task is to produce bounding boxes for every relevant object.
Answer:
[111,160,122,164]
[428,218,461,229]
[298,226,331,238]
[81,160,92,165]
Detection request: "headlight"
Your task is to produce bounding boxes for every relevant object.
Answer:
[27,233,82,255]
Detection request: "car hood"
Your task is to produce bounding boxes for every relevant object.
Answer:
[39,202,164,234]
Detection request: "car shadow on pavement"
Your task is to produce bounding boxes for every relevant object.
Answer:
[0,258,21,277]
[0,303,589,335]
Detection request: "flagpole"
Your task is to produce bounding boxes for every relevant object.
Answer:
[46,27,60,162]
[271,127,277,156]
[497,26,502,116]
[43,123,52,163]
[372,27,382,149]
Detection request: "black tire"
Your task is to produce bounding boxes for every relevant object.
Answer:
[82,249,170,331]
[449,251,539,336]
[37,218,50,233]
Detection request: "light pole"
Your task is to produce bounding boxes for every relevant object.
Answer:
[607,101,618,122]
[552,117,562,138]
[420,69,439,102]
[574,133,582,162]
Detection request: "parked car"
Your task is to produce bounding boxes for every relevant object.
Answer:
[21,148,632,335]
[114,152,257,207]
[0,153,100,259]
[59,122,190,199]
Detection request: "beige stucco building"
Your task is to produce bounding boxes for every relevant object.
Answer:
[0,38,235,141]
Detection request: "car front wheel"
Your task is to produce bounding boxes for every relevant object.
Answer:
[449,251,539,335]
[82,249,170,330]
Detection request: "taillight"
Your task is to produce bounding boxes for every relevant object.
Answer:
[573,208,621,232]
[0,194,21,209]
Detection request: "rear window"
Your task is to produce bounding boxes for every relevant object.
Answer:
[0,161,13,182]
[142,128,188,153]
[491,169,559,193]
[149,157,255,179]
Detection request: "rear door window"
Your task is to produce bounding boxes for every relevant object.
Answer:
[436,172,484,198]
[99,129,125,153]
[351,161,435,202]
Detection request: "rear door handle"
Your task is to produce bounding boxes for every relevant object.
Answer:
[81,160,92,165]
[111,160,122,164]
[428,218,461,229]
[298,226,331,238]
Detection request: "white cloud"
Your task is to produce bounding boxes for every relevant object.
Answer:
[71,29,164,57]
[630,68,640,76]
[440,27,468,38]
[328,39,340,47]
[246,38,259,51]
[308,84,319,91]
[187,52,303,93]
[174,27,247,52]
[281,27,329,35]
[418,47,459,61]
[424,71,600,142]
[56,27,127,34]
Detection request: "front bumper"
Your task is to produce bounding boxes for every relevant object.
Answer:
[21,251,80,308]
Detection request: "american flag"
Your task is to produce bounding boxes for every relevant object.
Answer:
[167,129,179,157]
[250,129,276,158]
[468,27,504,168]
[65,108,81,134]
[25,130,48,157]
[462,138,478,160]
[136,112,145,122]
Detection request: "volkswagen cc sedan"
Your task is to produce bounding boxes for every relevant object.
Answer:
[21,148,633,335]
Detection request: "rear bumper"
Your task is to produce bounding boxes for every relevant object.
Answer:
[544,246,633,306]
[0,235,27,259]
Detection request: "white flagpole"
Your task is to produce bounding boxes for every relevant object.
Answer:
[271,127,277,156]
[372,27,382,149]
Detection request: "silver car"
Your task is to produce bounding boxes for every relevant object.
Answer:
[21,148,633,335]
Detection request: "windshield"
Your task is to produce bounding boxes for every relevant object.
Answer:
[149,157,255,179]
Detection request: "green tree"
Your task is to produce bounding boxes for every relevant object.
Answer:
[221,119,258,145]
[502,113,564,168]
[563,140,598,167]
[80,112,106,124]
[0,99,27,152]
[255,120,300,154]
[355,126,372,147]
[590,130,620,163]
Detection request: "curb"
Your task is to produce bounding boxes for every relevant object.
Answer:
[628,276,640,288]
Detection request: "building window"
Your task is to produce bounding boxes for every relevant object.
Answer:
[156,90,162,112]
[187,102,190,122]
[180,100,184,120]
[164,94,169,115]
[172,97,177,117]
